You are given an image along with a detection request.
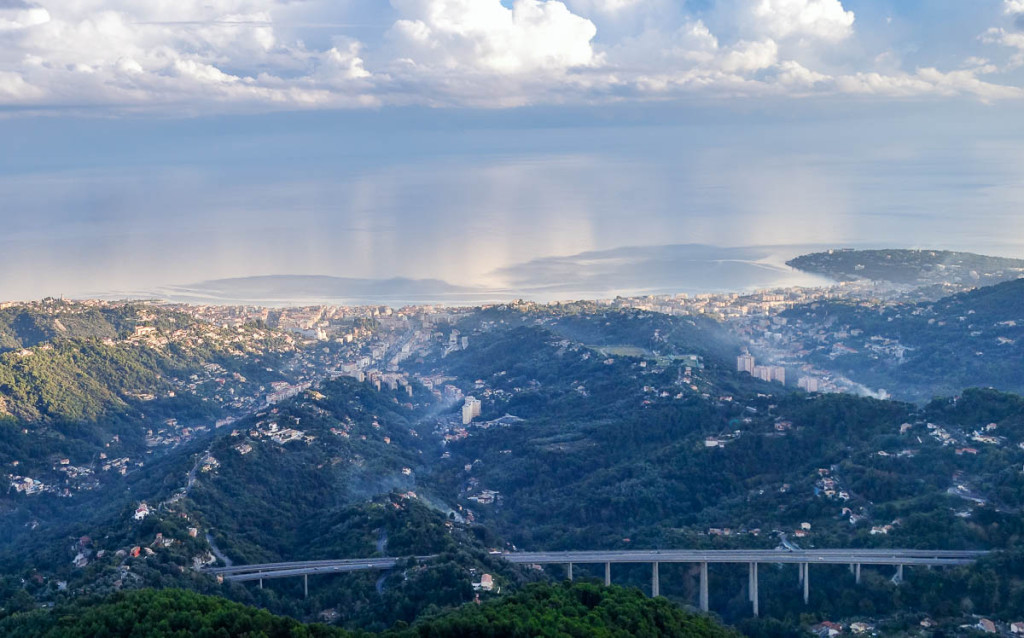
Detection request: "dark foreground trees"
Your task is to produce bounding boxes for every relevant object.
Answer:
[0,584,738,638]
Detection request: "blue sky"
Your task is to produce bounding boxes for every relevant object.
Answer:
[1,1,1024,300]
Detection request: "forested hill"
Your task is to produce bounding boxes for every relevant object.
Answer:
[5,300,1024,635]
[787,249,1024,286]
[0,300,146,353]
[782,277,1024,400]
[0,300,307,559]
[0,301,294,423]
[0,584,738,638]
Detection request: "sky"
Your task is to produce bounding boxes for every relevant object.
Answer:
[1,0,1024,301]
[2,0,1024,109]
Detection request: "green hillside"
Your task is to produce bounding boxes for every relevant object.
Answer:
[787,249,1024,286]
[782,277,1024,400]
[0,584,738,638]
[1,301,1024,635]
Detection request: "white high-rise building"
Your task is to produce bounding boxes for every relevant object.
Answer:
[798,377,820,393]
[737,354,755,374]
[771,366,786,385]
[462,396,482,425]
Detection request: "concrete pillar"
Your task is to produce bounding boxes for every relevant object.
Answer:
[855,564,861,584]
[567,563,573,582]
[896,564,904,583]
[652,562,660,597]
[751,563,759,617]
[700,562,709,613]
[258,574,263,590]
[748,563,754,601]
[605,562,611,586]
[803,564,809,604]
[798,562,804,585]
[304,574,308,599]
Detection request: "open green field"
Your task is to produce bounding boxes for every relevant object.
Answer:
[595,345,651,357]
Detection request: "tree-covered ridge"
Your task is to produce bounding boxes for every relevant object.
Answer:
[0,339,184,422]
[782,277,1024,400]
[0,588,341,638]
[5,298,1024,634]
[391,582,740,638]
[787,249,1024,286]
[0,301,307,563]
[471,302,737,362]
[175,378,540,629]
[0,584,739,638]
[190,378,435,564]
[0,300,296,423]
[0,299,144,353]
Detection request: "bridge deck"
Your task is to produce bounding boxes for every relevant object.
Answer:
[206,549,988,582]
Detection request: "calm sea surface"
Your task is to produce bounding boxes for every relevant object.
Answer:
[1,106,1022,302]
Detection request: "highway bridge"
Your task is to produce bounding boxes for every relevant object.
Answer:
[204,548,989,616]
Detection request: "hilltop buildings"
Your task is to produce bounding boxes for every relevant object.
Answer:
[737,353,785,386]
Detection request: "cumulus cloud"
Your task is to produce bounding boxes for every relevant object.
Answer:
[568,0,646,13]
[387,0,598,74]
[0,0,379,111]
[0,1,49,30]
[749,0,855,42]
[985,27,1024,68]
[835,66,1022,101]
[0,0,1018,112]
[720,39,778,72]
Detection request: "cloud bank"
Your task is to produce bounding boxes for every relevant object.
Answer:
[0,0,1022,112]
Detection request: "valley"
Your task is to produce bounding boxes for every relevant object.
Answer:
[2,250,1024,636]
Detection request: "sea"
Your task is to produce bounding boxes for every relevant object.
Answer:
[1,104,1022,304]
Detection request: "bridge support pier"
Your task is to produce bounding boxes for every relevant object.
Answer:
[895,564,904,583]
[798,562,804,585]
[749,563,759,616]
[567,563,573,582]
[855,564,861,584]
[304,574,308,599]
[699,562,709,613]
[605,562,611,586]
[803,564,809,604]
[652,562,660,597]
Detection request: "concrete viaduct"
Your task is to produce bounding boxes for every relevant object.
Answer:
[204,548,988,616]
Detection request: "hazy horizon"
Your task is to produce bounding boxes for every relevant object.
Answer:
[3,0,1024,301]
[4,103,1024,303]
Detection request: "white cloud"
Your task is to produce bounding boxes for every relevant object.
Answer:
[774,60,829,86]
[0,4,50,30]
[749,0,855,42]
[984,27,1024,69]
[720,38,778,73]
[387,0,598,74]
[0,0,377,110]
[835,66,1022,101]
[570,0,645,12]
[0,70,42,100]
[0,0,1018,112]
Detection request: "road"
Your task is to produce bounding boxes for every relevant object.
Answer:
[498,549,987,566]
[205,533,233,568]
[205,549,988,582]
